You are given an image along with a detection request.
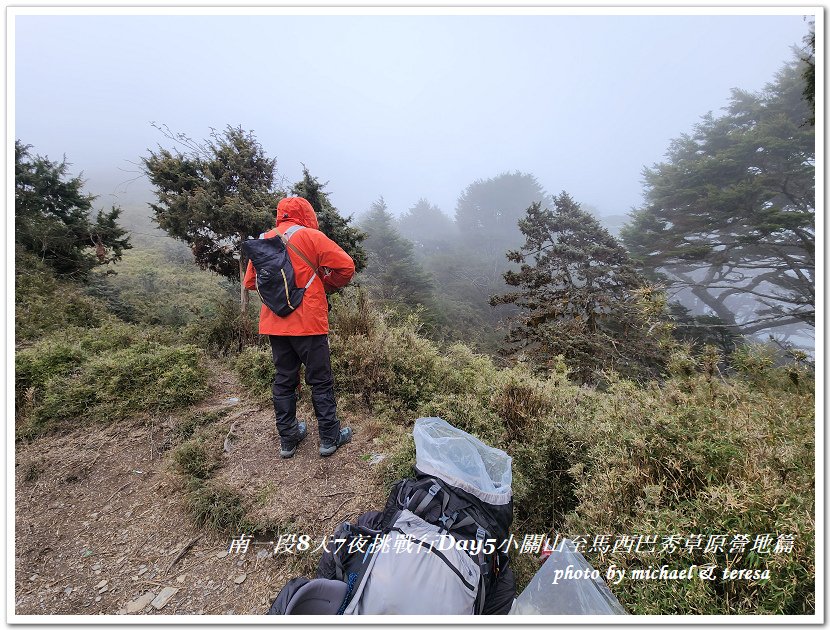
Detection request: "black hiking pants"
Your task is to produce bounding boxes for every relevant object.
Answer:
[269,334,341,449]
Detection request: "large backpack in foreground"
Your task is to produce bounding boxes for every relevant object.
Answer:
[269,417,516,615]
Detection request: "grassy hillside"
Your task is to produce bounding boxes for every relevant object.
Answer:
[237,289,815,614]
[15,243,815,615]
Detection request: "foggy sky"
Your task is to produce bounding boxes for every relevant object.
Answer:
[14,11,812,222]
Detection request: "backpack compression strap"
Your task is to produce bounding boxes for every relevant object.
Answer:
[409,481,479,533]
[405,481,491,614]
[411,483,448,517]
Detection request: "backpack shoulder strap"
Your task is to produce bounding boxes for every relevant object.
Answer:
[279,225,319,289]
[282,225,305,240]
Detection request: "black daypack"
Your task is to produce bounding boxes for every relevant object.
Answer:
[241,225,318,317]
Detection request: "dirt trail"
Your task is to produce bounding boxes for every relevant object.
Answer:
[14,366,387,616]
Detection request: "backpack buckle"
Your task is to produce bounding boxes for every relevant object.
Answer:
[438,510,458,529]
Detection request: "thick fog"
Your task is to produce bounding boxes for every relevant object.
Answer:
[14,12,810,221]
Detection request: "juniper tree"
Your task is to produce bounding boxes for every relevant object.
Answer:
[492,192,668,382]
[15,141,130,278]
[622,60,814,337]
[142,125,279,312]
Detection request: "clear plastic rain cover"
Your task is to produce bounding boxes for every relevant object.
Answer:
[413,417,512,505]
[510,539,627,615]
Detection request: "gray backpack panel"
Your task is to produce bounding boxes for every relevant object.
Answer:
[343,510,480,615]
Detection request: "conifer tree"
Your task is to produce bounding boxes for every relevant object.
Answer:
[454,171,551,292]
[801,22,815,125]
[142,125,278,312]
[622,60,814,336]
[15,141,131,278]
[358,197,435,309]
[492,192,668,382]
[397,198,456,254]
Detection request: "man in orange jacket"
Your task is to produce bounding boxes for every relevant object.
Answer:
[244,197,356,459]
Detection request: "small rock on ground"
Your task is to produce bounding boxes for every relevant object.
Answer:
[125,591,156,613]
[151,587,179,610]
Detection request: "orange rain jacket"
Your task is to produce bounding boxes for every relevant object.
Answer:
[243,197,355,336]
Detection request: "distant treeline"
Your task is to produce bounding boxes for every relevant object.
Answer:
[15,36,814,377]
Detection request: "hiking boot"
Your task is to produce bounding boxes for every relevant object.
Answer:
[319,427,353,457]
[280,422,307,459]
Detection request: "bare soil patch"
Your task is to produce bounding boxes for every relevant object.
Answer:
[14,366,388,616]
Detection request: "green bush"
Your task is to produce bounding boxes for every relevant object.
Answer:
[67,320,180,352]
[324,292,815,614]
[15,340,87,406]
[730,342,813,393]
[416,393,504,446]
[90,245,228,328]
[186,478,246,531]
[557,373,814,614]
[330,299,457,414]
[165,405,252,533]
[233,345,274,400]
[377,429,417,488]
[175,409,228,441]
[730,343,777,379]
[329,287,382,339]
[15,248,108,341]
[439,343,505,397]
[488,364,556,442]
[182,290,261,354]
[19,339,208,438]
[173,439,218,479]
[15,320,189,412]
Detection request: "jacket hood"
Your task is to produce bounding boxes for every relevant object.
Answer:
[276,197,319,230]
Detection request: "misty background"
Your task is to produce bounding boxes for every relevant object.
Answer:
[15,14,809,218]
[12,11,819,617]
[14,11,815,352]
